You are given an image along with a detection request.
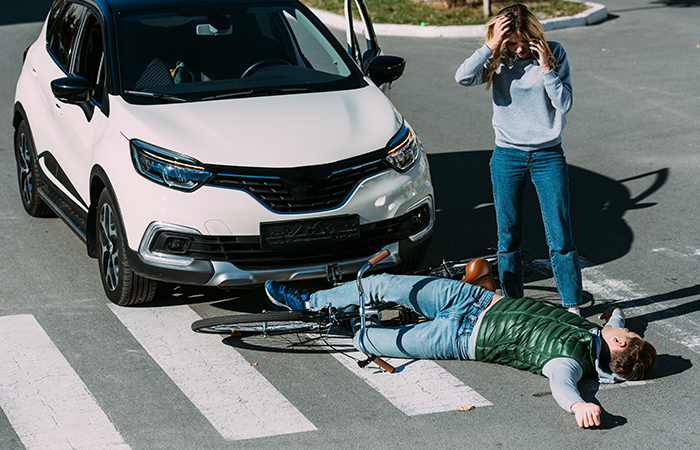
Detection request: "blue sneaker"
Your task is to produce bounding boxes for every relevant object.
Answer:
[264,280,310,311]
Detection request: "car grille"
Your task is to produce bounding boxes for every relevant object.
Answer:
[150,204,430,270]
[206,149,388,213]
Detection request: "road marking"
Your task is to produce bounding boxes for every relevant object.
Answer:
[534,257,700,354]
[319,333,492,416]
[581,264,700,353]
[0,315,130,450]
[107,304,316,441]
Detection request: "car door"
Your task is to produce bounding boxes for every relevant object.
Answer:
[45,4,108,213]
[30,1,86,201]
[343,0,380,74]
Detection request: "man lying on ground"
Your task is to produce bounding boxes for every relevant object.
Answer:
[264,260,656,428]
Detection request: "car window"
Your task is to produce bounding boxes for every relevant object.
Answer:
[117,4,365,102]
[73,11,106,102]
[47,2,87,71]
[282,10,351,77]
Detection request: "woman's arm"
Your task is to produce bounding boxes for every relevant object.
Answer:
[455,15,511,87]
[454,45,493,87]
[541,42,573,114]
[542,358,601,428]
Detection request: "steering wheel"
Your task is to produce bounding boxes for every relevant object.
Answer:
[241,58,291,78]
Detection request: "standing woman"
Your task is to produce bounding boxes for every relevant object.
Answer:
[454,4,582,313]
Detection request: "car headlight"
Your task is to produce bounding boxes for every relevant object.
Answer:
[385,120,421,173]
[130,139,211,191]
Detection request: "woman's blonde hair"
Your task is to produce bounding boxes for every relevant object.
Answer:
[484,4,556,89]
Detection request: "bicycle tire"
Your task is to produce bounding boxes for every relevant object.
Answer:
[191,311,324,335]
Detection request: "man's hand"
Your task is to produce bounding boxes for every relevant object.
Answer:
[570,402,601,428]
[598,307,623,323]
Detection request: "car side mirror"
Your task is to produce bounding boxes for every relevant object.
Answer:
[367,55,406,87]
[51,76,92,103]
[51,76,95,121]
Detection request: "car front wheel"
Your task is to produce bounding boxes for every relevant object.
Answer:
[97,188,157,305]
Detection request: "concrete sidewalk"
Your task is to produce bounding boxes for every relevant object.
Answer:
[311,1,607,38]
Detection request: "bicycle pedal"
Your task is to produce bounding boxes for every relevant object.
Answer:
[357,358,371,368]
[325,263,342,285]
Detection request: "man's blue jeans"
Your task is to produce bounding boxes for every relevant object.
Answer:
[309,274,495,360]
[490,145,582,308]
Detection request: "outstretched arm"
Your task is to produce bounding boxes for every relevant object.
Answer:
[599,307,625,327]
[570,401,602,428]
[542,358,601,428]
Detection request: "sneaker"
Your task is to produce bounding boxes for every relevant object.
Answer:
[264,280,310,311]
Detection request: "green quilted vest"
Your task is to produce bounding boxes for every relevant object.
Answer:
[475,298,600,376]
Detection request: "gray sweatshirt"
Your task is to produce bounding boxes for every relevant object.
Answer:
[455,41,572,150]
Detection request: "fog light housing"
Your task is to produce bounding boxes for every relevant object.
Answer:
[164,236,191,254]
[409,205,430,233]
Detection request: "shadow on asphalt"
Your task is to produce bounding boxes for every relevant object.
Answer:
[0,0,54,26]
[423,150,669,274]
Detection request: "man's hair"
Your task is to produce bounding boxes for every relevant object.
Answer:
[609,337,657,381]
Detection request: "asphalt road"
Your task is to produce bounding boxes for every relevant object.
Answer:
[1,0,699,449]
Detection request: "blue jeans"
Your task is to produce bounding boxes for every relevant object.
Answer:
[309,274,495,360]
[490,145,582,308]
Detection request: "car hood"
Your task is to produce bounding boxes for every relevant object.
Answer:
[116,85,400,167]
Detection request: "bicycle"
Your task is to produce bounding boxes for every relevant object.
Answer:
[191,249,531,372]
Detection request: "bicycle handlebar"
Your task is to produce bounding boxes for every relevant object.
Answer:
[371,356,395,373]
[367,249,390,267]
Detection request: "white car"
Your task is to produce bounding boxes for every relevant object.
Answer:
[13,0,434,305]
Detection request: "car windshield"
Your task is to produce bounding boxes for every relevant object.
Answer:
[117,4,366,102]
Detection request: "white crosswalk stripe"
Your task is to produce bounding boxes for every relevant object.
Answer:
[107,304,317,441]
[0,315,130,450]
[319,334,492,415]
[533,257,700,354]
[582,263,700,353]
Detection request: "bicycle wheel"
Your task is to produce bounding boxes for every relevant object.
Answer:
[191,310,324,335]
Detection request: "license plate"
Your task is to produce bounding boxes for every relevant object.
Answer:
[260,215,360,249]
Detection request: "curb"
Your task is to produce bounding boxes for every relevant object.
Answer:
[310,2,607,38]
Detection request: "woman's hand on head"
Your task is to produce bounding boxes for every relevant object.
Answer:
[529,39,551,72]
[487,16,512,51]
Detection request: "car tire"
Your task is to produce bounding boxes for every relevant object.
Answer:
[15,119,53,217]
[96,188,157,305]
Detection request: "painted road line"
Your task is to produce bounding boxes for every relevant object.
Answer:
[533,257,700,354]
[0,315,130,450]
[319,333,492,416]
[107,304,316,441]
[581,264,700,353]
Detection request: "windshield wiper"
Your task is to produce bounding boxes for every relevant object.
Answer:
[123,90,190,103]
[201,87,309,101]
